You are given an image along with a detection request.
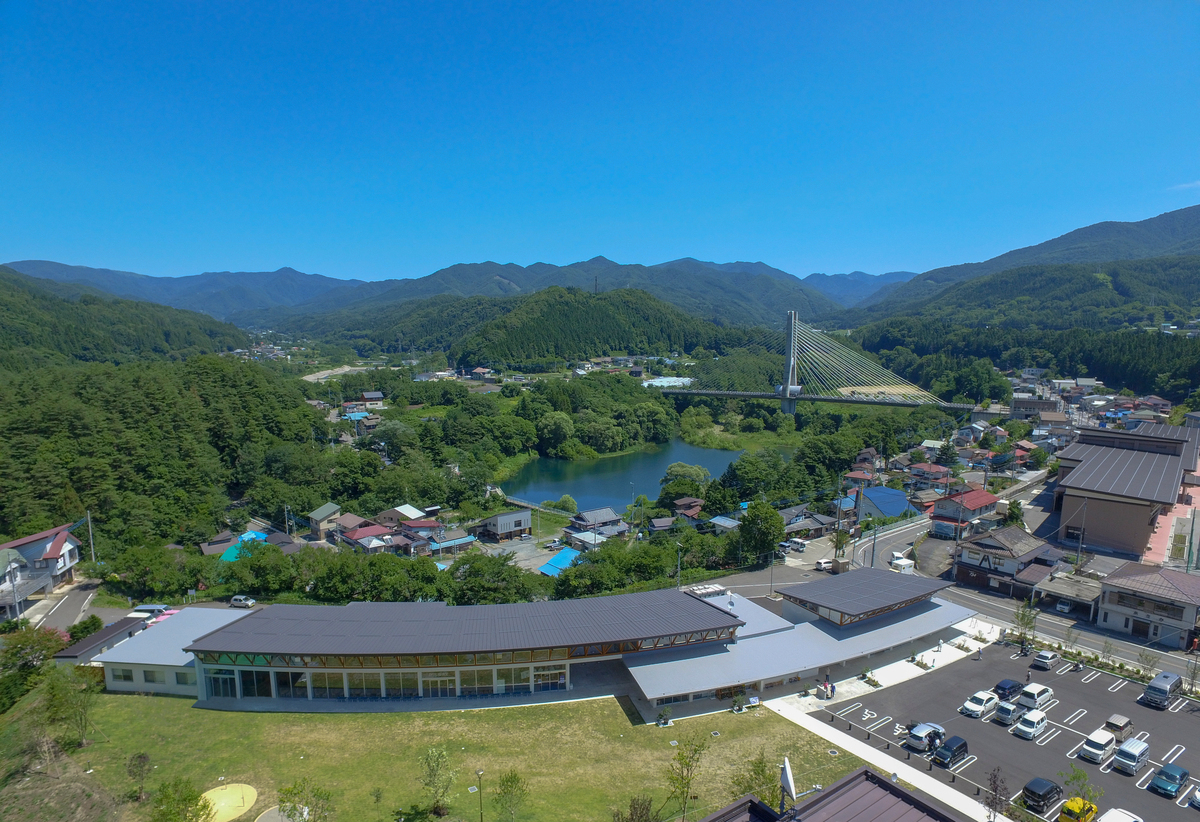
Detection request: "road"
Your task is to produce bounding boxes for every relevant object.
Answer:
[851,518,932,570]
[940,585,1198,681]
[36,583,100,632]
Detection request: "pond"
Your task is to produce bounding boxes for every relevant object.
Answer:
[499,439,744,513]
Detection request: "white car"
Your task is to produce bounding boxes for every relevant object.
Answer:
[815,559,834,571]
[961,690,999,717]
[1079,729,1116,764]
[1056,599,1073,614]
[1097,810,1143,822]
[1014,709,1048,739]
[230,595,257,609]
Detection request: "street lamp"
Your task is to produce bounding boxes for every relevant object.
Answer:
[476,769,484,822]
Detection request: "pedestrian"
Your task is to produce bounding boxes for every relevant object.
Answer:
[1026,670,1032,683]
[977,647,983,661]
[830,683,836,698]
[938,639,943,652]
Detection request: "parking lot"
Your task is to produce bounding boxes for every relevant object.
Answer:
[819,645,1200,820]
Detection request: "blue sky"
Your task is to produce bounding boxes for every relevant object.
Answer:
[2,2,1197,281]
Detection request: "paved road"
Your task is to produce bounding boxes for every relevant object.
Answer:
[851,519,931,570]
[37,583,100,632]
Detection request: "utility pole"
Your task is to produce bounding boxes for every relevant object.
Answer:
[1075,499,1088,566]
[87,510,95,563]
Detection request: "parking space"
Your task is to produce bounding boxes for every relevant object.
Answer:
[818,645,1200,819]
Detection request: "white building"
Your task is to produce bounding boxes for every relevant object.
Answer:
[95,608,253,697]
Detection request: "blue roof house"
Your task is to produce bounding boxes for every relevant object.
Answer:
[857,487,918,521]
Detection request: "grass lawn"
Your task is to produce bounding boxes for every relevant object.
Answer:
[61,695,860,822]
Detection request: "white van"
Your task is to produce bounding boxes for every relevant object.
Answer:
[1112,739,1151,775]
[890,558,916,575]
[1018,683,1054,710]
[1078,729,1116,763]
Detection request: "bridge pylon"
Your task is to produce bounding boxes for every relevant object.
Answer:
[780,309,800,414]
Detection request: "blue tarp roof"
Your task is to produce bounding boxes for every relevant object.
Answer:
[539,548,581,577]
[860,486,918,518]
[219,531,269,562]
[344,412,370,421]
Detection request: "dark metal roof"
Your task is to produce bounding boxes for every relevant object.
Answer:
[54,616,146,660]
[1104,562,1200,606]
[1057,444,1182,504]
[776,568,950,617]
[790,767,969,822]
[184,589,744,656]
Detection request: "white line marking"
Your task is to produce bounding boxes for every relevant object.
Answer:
[1042,799,1066,821]
[866,715,892,732]
[1065,737,1086,757]
[1177,785,1195,807]
[1099,755,1117,773]
[1064,709,1086,725]
[44,597,68,618]
[1043,698,1059,712]
[1055,663,1073,677]
[1108,680,1126,693]
[1010,653,1022,660]
[1164,744,1186,764]
[1037,728,1062,747]
[950,755,976,773]
[1081,670,1101,683]
[1134,731,1150,742]
[1169,698,1186,713]
[1137,770,1156,789]
[835,702,862,717]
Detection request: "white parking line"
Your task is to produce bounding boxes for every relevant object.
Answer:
[866,715,893,732]
[1043,698,1059,712]
[1065,737,1086,757]
[1108,680,1126,693]
[1064,709,1087,725]
[1163,744,1186,764]
[1137,769,1156,790]
[949,755,977,774]
[1054,663,1073,677]
[1169,698,1187,713]
[1036,728,1062,747]
[1134,731,1150,742]
[835,702,862,717]
[1041,799,1066,821]
[1177,785,1195,807]
[1080,670,1101,683]
[1099,755,1117,773]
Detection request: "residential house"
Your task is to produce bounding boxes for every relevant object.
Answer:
[908,463,952,492]
[198,530,237,556]
[707,516,740,536]
[628,367,644,378]
[0,524,83,615]
[648,517,678,534]
[954,527,1060,597]
[566,531,607,551]
[1184,411,1200,430]
[343,524,396,553]
[843,470,875,490]
[1011,396,1061,420]
[887,453,912,471]
[568,507,629,538]
[334,513,370,540]
[469,367,492,381]
[265,531,302,556]
[360,391,385,409]
[308,502,341,539]
[854,447,879,470]
[1099,562,1200,649]
[930,489,1000,539]
[673,497,704,521]
[1054,425,1199,557]
[376,504,427,528]
[856,486,918,520]
[474,511,533,542]
[988,425,1009,444]
[428,529,477,556]
[919,440,945,460]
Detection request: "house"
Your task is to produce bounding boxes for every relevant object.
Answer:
[566,531,608,550]
[0,524,84,616]
[469,367,492,381]
[538,547,581,577]
[1054,424,1199,557]
[1099,562,1200,649]
[569,507,626,534]
[343,524,396,552]
[473,511,532,542]
[672,497,704,520]
[628,367,644,378]
[198,530,237,556]
[929,489,1000,540]
[907,462,951,491]
[360,391,385,409]
[54,616,149,666]
[954,527,1060,597]
[265,531,302,556]
[334,513,370,539]
[919,439,945,459]
[427,529,477,556]
[399,519,443,539]
[707,516,740,535]
[783,512,837,538]
[308,502,341,539]
[376,504,427,528]
[96,608,252,697]
[1185,411,1200,429]
[648,517,678,534]
[842,470,875,490]
[856,486,917,520]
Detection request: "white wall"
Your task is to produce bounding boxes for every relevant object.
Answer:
[104,663,199,697]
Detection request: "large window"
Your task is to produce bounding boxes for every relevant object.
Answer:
[111,668,133,683]
[275,671,308,699]
[143,670,165,685]
[384,672,419,698]
[311,672,344,699]
[348,672,382,698]
[205,669,236,699]
[239,670,272,698]
[176,671,197,686]
[495,667,531,694]
[422,671,457,698]
[460,669,494,696]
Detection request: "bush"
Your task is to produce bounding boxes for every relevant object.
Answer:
[739,418,765,433]
[68,614,104,643]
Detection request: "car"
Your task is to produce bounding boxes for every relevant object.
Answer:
[1022,777,1062,814]
[1018,683,1055,710]
[906,722,945,752]
[230,595,257,609]
[993,678,1024,703]
[1147,763,1191,798]
[1095,812,1142,822]
[961,690,999,717]
[1056,599,1074,614]
[995,701,1028,725]
[1059,797,1098,822]
[815,558,834,571]
[519,533,533,541]
[1078,729,1116,764]
[1191,790,1200,810]
[788,538,807,552]
[1014,709,1048,739]
[932,735,969,768]
[1033,650,1061,670]
[777,541,792,551]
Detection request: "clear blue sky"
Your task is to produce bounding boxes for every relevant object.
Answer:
[2,1,1198,281]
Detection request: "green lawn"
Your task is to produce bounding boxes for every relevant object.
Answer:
[61,695,860,822]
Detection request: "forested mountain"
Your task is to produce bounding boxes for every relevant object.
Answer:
[4,260,370,320]
[801,270,918,306]
[891,256,1200,330]
[229,256,837,328]
[0,265,247,370]
[846,204,1200,317]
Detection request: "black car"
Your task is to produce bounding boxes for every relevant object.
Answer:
[1022,778,1062,814]
[932,736,969,768]
[994,678,1023,703]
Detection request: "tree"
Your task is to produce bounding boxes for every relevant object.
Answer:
[419,746,457,816]
[1136,649,1161,679]
[279,776,335,822]
[661,463,710,486]
[739,501,784,565]
[492,769,530,822]
[1002,501,1024,527]
[1100,639,1116,665]
[1059,763,1103,808]
[831,529,851,560]
[41,664,99,747]
[983,766,1008,822]
[663,733,708,822]
[67,614,104,643]
[935,439,959,466]
[151,777,215,822]
[128,752,152,802]
[613,795,662,822]
[728,749,780,811]
[1013,598,1038,645]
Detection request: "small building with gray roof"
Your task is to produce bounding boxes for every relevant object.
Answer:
[1099,561,1200,650]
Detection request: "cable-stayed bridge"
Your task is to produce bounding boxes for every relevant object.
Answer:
[661,311,974,413]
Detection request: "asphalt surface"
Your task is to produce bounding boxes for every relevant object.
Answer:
[821,648,1200,820]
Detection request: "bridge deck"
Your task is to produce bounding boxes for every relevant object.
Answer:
[658,389,972,411]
